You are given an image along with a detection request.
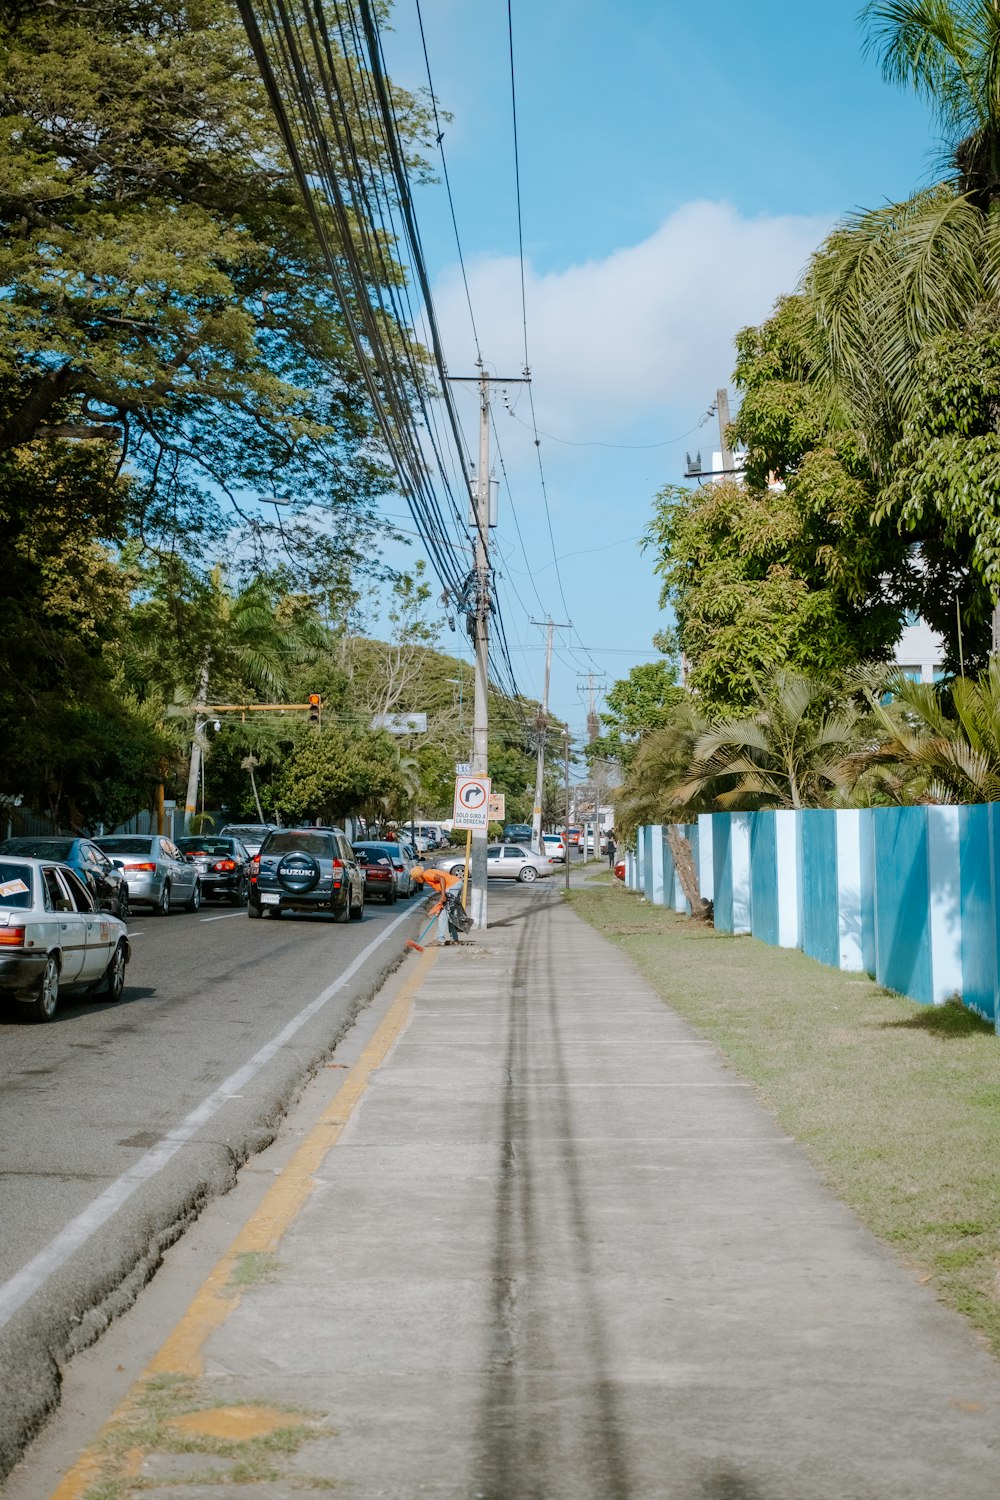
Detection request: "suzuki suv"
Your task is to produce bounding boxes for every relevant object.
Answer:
[249,828,364,921]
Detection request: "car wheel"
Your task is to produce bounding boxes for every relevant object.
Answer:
[96,941,127,1003]
[29,955,59,1023]
[385,885,397,906]
[153,882,170,916]
[449,865,465,878]
[116,888,129,922]
[518,866,538,883]
[349,886,365,921]
[248,898,262,918]
[184,881,201,913]
[332,888,351,923]
[232,878,247,907]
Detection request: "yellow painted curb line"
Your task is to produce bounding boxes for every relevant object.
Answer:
[49,945,438,1500]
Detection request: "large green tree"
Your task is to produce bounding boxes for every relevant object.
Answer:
[0,0,427,554]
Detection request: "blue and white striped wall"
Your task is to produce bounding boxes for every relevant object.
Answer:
[627,805,1000,1028]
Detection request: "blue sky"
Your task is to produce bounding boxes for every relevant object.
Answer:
[374,0,937,740]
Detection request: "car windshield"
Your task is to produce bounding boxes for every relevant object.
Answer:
[0,836,74,859]
[178,839,237,856]
[97,836,155,855]
[0,861,34,908]
[263,832,333,857]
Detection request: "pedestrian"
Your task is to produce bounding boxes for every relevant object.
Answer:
[606,829,617,869]
[411,864,464,945]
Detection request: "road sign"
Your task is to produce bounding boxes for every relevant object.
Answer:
[453,775,492,829]
[488,793,505,820]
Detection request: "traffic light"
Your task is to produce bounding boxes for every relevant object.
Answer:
[308,693,321,725]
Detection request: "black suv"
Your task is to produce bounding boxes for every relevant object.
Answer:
[249,828,365,921]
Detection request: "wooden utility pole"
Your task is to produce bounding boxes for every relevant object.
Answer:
[562,729,571,893]
[448,368,530,928]
[529,618,570,858]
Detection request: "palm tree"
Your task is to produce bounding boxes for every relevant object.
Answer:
[803,2,1000,452]
[676,671,868,811]
[860,663,1000,802]
[612,698,711,840]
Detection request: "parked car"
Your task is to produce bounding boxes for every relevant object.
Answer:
[503,823,534,843]
[0,837,130,920]
[613,854,626,881]
[0,856,131,1021]
[176,836,251,905]
[94,834,202,915]
[447,843,551,884]
[250,827,364,921]
[218,823,278,858]
[543,833,566,864]
[352,841,415,904]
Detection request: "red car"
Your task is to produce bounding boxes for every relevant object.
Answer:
[613,855,626,881]
[566,827,581,847]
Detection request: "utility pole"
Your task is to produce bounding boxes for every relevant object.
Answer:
[529,618,570,857]
[562,729,571,894]
[716,386,733,476]
[449,367,530,929]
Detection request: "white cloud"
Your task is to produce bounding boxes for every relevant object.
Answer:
[434,200,832,444]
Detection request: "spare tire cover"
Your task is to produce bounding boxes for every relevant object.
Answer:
[276,852,321,892]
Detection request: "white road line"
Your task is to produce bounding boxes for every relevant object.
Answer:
[0,905,416,1330]
[200,911,246,922]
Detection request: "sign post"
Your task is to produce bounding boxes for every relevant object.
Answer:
[453,775,492,925]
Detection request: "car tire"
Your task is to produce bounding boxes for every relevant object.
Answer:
[152,882,170,916]
[385,885,397,906]
[232,879,247,907]
[96,941,127,1003]
[449,865,465,878]
[332,889,351,923]
[29,955,59,1023]
[184,881,201,913]
[518,866,538,883]
[349,887,365,921]
[247,898,262,919]
[116,888,129,922]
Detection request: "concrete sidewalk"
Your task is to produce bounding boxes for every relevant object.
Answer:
[64,882,1000,1497]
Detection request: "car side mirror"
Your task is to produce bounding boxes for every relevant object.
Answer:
[110,858,124,869]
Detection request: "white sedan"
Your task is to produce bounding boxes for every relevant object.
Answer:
[446,843,551,883]
[0,856,131,1022]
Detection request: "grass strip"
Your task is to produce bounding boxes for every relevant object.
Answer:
[567,881,1000,1355]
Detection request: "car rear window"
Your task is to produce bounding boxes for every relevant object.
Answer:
[262,832,334,857]
[178,839,237,856]
[0,837,73,859]
[97,836,155,854]
[355,845,395,864]
[0,861,33,908]
[222,826,271,839]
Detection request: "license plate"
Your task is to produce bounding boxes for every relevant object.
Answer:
[195,862,209,873]
[260,892,280,905]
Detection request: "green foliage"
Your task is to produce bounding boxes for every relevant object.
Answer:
[271,728,403,823]
[860,664,1000,804]
[0,0,429,553]
[587,657,683,768]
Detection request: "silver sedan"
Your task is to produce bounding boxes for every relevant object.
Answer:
[94,834,201,915]
[445,843,552,884]
[0,856,131,1022]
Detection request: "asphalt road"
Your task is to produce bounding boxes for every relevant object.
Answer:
[0,887,426,1480]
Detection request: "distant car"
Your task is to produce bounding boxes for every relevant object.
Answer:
[0,836,129,920]
[250,827,364,921]
[613,854,626,881]
[543,833,566,864]
[176,836,251,905]
[503,823,534,844]
[94,834,202,915]
[353,841,416,904]
[218,823,278,858]
[447,843,551,884]
[0,856,131,1022]
[566,827,582,848]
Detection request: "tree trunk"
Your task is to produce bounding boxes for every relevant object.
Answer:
[664,823,712,922]
[183,656,211,836]
[0,366,78,451]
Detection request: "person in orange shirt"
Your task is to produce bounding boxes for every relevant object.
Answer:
[411,864,463,945]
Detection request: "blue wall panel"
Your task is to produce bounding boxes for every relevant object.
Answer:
[874,807,932,1004]
[713,816,734,933]
[642,825,654,902]
[750,811,779,946]
[859,810,877,977]
[959,805,994,1022]
[799,810,839,968]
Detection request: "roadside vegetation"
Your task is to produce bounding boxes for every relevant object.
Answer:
[596,2,1000,842]
[568,880,1000,1356]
